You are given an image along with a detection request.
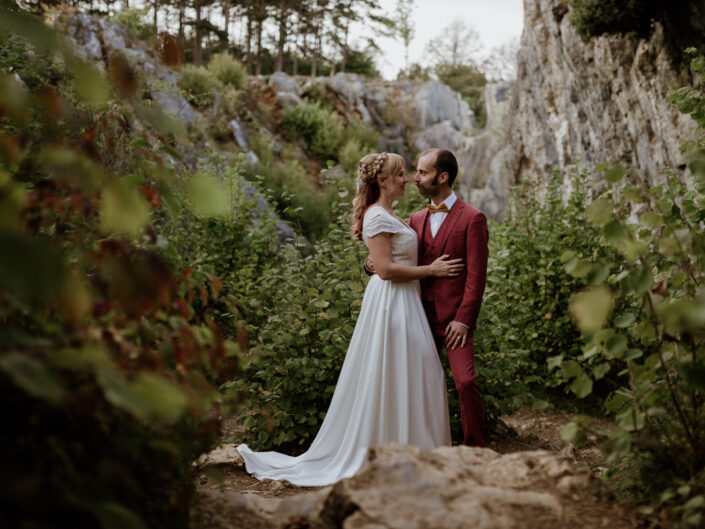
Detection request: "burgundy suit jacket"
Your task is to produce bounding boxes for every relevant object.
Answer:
[409,199,489,331]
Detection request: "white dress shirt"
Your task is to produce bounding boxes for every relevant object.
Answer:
[429,191,457,238]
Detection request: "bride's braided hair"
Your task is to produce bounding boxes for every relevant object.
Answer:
[351,152,405,242]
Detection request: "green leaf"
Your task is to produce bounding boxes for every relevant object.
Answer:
[614,312,636,328]
[97,368,147,421]
[570,373,593,398]
[133,373,188,423]
[0,352,64,404]
[561,360,583,379]
[547,355,563,370]
[159,144,183,161]
[586,264,609,285]
[604,165,627,183]
[603,220,629,246]
[130,138,151,148]
[680,365,705,391]
[188,174,231,217]
[93,502,149,529]
[617,408,644,432]
[101,180,151,236]
[593,363,611,380]
[67,55,111,105]
[0,232,66,303]
[640,212,663,227]
[622,349,643,361]
[531,399,550,411]
[569,286,614,333]
[564,257,591,278]
[560,422,579,442]
[605,333,628,358]
[54,345,111,370]
[585,198,613,226]
[623,267,653,295]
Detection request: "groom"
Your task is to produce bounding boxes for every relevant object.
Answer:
[367,148,489,447]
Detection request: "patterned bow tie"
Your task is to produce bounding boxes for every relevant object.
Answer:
[427,203,449,214]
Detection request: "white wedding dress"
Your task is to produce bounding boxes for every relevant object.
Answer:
[237,205,451,486]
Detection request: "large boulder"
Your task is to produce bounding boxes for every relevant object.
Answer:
[268,71,301,96]
[413,81,474,132]
[193,442,638,529]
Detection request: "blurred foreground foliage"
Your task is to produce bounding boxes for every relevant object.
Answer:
[555,50,705,527]
[0,8,245,529]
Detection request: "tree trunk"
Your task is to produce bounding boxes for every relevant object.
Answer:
[122,0,129,9]
[292,45,298,75]
[152,0,158,33]
[340,26,349,72]
[194,3,203,66]
[275,2,287,73]
[255,14,263,75]
[310,34,317,77]
[223,2,230,44]
[246,16,253,74]
[178,0,185,41]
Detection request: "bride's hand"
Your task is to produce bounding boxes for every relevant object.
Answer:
[429,255,464,277]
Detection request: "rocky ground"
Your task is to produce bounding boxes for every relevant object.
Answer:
[191,410,649,529]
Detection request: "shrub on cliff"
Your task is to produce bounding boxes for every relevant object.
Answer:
[282,102,343,160]
[208,52,246,90]
[179,64,218,107]
[569,0,668,40]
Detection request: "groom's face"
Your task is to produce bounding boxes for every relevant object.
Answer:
[414,153,442,196]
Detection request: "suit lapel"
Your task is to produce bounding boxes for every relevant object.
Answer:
[434,201,464,255]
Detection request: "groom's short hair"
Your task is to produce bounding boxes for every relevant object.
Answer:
[423,148,459,187]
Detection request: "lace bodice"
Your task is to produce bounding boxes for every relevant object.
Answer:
[362,205,418,266]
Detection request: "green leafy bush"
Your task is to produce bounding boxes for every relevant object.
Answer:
[0,11,240,528]
[475,167,619,421]
[112,7,155,41]
[244,132,332,241]
[569,0,667,41]
[178,64,218,107]
[208,53,247,90]
[559,52,705,527]
[339,121,381,173]
[282,102,343,160]
[229,188,368,451]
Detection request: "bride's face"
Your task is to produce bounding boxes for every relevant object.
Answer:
[384,167,409,199]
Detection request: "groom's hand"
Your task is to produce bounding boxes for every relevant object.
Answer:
[364,257,377,275]
[445,321,468,350]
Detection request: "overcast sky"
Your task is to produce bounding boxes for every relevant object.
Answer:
[359,0,525,79]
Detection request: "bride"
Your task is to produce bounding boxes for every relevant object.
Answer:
[237,152,460,486]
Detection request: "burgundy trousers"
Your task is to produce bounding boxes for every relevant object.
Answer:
[425,301,487,447]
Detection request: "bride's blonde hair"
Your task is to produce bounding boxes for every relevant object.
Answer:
[351,152,405,242]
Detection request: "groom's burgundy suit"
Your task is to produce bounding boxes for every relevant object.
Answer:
[410,198,489,447]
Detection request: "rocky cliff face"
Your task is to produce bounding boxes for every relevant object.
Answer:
[60,2,703,222]
[501,0,699,198]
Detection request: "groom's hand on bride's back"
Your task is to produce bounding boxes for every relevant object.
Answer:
[363,257,376,276]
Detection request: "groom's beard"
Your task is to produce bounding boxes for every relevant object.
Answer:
[416,176,440,196]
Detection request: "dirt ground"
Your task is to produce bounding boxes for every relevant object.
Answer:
[192,409,657,529]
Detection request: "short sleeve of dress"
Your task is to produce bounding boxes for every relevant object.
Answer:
[363,207,403,240]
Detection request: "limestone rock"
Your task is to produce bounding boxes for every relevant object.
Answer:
[456,81,515,220]
[275,91,303,110]
[229,119,249,150]
[193,443,606,529]
[197,443,244,469]
[505,0,699,190]
[413,81,474,132]
[269,71,301,96]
